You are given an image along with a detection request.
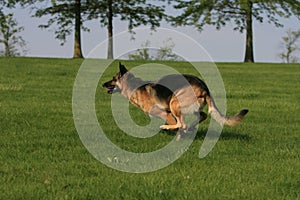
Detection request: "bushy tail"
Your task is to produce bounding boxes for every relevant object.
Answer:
[206,95,248,126]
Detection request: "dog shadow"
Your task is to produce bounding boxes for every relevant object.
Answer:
[195,130,251,141]
[163,129,250,141]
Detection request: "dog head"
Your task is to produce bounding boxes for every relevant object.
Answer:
[102,62,128,94]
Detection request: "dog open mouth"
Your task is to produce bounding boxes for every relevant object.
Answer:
[105,86,115,94]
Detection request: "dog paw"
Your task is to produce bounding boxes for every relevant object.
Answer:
[160,124,181,130]
[176,133,181,141]
[182,128,189,134]
[160,125,169,130]
[188,126,197,132]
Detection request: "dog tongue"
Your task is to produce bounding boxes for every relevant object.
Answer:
[106,88,112,93]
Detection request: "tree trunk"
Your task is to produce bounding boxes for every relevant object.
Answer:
[107,0,114,59]
[4,35,10,57]
[73,0,83,58]
[244,0,254,63]
[286,46,291,63]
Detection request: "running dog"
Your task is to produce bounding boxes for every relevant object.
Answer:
[102,63,248,137]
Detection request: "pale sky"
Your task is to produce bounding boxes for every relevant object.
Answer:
[6,5,300,62]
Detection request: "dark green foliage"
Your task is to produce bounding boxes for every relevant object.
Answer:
[0,12,27,56]
[279,29,300,63]
[171,0,300,32]
[86,0,165,31]
[86,0,166,59]
[33,0,89,45]
[171,0,300,62]
[7,0,166,59]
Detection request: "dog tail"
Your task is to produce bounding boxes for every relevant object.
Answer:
[206,95,248,126]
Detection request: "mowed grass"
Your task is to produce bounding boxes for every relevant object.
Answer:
[0,57,299,199]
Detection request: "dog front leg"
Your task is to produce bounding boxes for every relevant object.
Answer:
[149,106,177,125]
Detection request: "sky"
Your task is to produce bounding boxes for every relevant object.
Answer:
[4,5,300,62]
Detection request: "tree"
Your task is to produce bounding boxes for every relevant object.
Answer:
[279,29,300,63]
[32,0,88,58]
[0,0,16,8]
[0,12,27,57]
[128,38,184,61]
[171,0,300,63]
[3,0,165,59]
[0,0,86,58]
[128,40,152,60]
[156,38,183,61]
[87,0,166,59]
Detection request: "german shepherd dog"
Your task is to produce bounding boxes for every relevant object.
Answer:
[103,63,248,138]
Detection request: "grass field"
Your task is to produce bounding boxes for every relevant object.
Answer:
[0,57,299,199]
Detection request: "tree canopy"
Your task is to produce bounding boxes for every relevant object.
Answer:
[10,0,166,59]
[31,0,89,58]
[0,11,27,56]
[279,29,300,63]
[171,0,300,62]
[86,0,166,59]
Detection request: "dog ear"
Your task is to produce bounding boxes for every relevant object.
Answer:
[119,62,128,75]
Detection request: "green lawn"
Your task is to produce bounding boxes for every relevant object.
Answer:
[0,57,299,199]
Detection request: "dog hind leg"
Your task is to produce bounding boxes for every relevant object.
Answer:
[188,111,207,132]
[160,98,186,131]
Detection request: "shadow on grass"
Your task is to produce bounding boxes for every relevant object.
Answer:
[195,130,251,141]
[162,129,251,141]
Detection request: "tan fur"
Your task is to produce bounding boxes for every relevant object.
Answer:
[102,63,248,135]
